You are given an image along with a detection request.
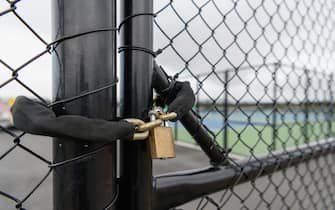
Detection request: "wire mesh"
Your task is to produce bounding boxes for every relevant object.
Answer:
[154,0,335,209]
[2,0,335,209]
[0,1,118,209]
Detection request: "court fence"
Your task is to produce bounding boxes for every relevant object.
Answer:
[1,0,335,209]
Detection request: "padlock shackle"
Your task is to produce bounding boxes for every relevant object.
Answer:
[127,112,178,132]
[133,131,149,140]
[157,112,177,121]
[137,120,162,132]
[124,118,150,140]
[125,112,177,139]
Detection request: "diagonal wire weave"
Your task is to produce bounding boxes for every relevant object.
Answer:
[0,0,160,208]
[0,0,132,209]
[154,0,335,209]
[2,0,335,209]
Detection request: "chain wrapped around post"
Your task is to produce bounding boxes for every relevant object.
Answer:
[125,111,177,140]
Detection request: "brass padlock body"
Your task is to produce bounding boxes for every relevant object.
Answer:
[149,126,176,159]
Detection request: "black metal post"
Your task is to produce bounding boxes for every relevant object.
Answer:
[52,1,117,210]
[328,74,334,137]
[118,0,154,209]
[153,138,335,209]
[271,63,279,150]
[304,68,310,143]
[223,71,229,150]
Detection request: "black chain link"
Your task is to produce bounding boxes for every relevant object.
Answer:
[154,0,335,209]
[0,1,122,209]
[0,0,160,208]
[2,0,335,209]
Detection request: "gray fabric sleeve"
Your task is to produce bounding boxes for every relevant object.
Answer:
[11,96,135,142]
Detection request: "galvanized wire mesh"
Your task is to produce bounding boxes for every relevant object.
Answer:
[0,1,118,209]
[154,0,335,209]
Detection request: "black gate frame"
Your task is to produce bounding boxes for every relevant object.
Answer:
[117,1,335,210]
[52,1,335,210]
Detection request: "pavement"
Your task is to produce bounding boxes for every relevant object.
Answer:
[0,132,211,210]
[0,132,322,210]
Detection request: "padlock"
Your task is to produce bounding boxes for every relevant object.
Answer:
[149,110,176,159]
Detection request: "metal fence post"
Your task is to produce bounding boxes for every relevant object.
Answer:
[223,71,229,150]
[52,1,117,210]
[118,0,154,209]
[304,68,310,143]
[328,73,334,137]
[271,63,279,151]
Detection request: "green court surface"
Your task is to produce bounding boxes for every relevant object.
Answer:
[174,121,335,156]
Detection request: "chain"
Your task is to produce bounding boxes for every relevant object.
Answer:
[125,111,177,140]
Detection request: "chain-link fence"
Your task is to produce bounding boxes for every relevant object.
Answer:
[170,63,334,156]
[154,0,335,209]
[0,1,118,209]
[2,0,335,209]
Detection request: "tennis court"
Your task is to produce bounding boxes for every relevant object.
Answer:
[174,108,334,156]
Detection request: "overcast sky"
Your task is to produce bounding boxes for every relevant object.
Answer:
[1,0,334,103]
[154,0,335,103]
[0,0,51,99]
